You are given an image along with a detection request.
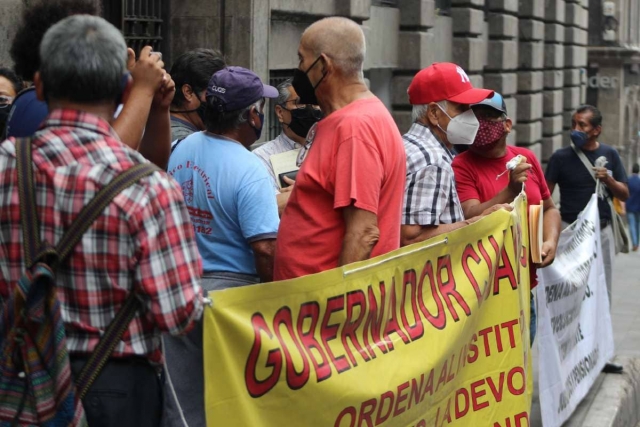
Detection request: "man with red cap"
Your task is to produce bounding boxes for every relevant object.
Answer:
[401,62,508,246]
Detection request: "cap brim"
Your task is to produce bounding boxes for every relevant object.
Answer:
[262,84,279,99]
[448,88,494,105]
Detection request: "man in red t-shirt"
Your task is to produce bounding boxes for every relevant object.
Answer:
[273,17,406,281]
[451,92,561,342]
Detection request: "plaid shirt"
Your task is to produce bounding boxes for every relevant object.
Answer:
[0,109,203,364]
[402,122,465,225]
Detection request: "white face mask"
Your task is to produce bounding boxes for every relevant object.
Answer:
[436,102,480,145]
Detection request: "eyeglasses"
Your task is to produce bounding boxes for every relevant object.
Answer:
[280,99,308,110]
[0,95,14,106]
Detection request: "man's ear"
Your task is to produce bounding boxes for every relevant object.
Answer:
[119,74,134,106]
[275,105,285,123]
[182,84,194,102]
[505,117,513,133]
[593,125,602,137]
[319,53,331,75]
[33,72,45,102]
[426,102,440,126]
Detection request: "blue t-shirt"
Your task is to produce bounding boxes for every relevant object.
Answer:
[628,174,640,213]
[168,132,279,275]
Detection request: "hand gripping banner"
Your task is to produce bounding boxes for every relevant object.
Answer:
[203,195,533,427]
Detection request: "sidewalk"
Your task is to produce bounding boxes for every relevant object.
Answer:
[530,250,640,427]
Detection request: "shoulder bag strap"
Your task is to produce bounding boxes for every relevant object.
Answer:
[59,162,160,399]
[570,145,597,183]
[15,137,45,268]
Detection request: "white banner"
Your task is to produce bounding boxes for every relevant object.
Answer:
[537,194,615,427]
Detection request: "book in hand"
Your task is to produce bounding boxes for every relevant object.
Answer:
[529,201,544,264]
[269,149,301,189]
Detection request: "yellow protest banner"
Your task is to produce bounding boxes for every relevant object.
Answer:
[204,195,533,427]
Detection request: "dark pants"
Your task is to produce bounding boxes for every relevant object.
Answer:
[70,356,163,427]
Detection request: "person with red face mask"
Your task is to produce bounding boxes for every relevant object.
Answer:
[451,92,561,343]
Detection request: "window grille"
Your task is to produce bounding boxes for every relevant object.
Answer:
[102,0,167,55]
[267,71,294,141]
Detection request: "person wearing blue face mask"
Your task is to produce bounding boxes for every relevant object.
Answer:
[545,105,629,374]
[164,66,280,427]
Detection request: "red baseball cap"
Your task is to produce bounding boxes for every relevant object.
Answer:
[408,62,494,105]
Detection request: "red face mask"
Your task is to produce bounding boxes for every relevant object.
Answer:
[472,119,505,151]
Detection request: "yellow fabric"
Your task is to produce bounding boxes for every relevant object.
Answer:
[204,194,533,427]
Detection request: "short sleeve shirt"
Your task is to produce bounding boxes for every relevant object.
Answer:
[545,143,628,224]
[453,146,551,206]
[274,97,406,281]
[452,145,551,288]
[168,132,280,276]
[402,123,465,225]
[253,132,303,192]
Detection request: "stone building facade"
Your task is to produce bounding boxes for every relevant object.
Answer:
[587,0,640,171]
[7,0,639,170]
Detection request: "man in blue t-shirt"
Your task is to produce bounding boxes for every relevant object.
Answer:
[545,104,629,374]
[163,66,279,427]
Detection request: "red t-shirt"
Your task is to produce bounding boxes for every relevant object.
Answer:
[452,146,551,288]
[274,97,406,281]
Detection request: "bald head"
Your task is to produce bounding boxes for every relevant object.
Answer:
[301,17,366,79]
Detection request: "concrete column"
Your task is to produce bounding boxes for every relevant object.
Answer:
[596,65,626,151]
[451,0,487,85]
[541,0,566,162]
[514,0,545,159]
[562,0,589,148]
[0,0,25,67]
[484,0,518,145]
[392,0,438,132]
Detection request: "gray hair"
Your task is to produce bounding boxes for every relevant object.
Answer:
[411,104,429,122]
[204,98,263,134]
[304,17,366,80]
[39,14,127,103]
[275,79,293,106]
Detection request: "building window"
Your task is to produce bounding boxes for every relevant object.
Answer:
[102,0,167,55]
[436,0,452,16]
[371,0,400,6]
[268,71,294,141]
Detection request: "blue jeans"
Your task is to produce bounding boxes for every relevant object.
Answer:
[628,211,640,248]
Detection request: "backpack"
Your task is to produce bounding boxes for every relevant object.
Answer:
[0,137,159,426]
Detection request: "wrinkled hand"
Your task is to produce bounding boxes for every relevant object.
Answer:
[508,163,532,195]
[538,240,557,268]
[593,166,611,182]
[152,73,175,109]
[127,46,166,97]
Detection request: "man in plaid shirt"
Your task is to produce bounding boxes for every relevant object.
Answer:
[401,63,509,246]
[0,15,202,427]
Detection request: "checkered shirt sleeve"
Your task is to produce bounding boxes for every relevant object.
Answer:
[402,124,465,225]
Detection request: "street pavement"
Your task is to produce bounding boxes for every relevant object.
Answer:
[530,249,640,427]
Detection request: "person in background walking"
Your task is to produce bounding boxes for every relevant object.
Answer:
[627,163,640,251]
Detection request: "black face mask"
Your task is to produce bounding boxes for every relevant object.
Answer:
[284,105,323,139]
[292,56,326,106]
[171,98,207,126]
[0,104,10,139]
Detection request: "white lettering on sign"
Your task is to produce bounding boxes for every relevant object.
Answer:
[456,66,470,83]
[588,75,618,89]
[210,86,227,93]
